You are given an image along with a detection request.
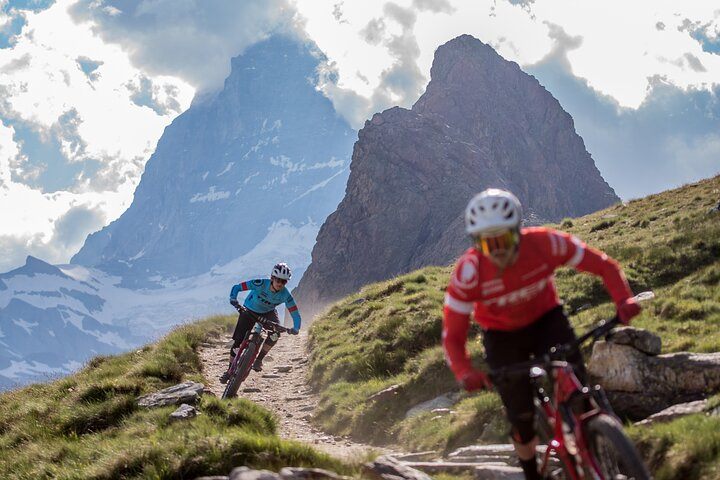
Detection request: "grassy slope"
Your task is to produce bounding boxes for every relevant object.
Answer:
[307,175,720,479]
[0,315,350,480]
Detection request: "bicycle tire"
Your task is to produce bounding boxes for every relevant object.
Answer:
[222,342,257,399]
[583,413,651,480]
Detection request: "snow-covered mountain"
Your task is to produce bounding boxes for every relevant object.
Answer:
[71,35,356,285]
[0,34,355,389]
[0,220,317,389]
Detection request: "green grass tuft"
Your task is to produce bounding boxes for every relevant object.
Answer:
[308,176,720,477]
[0,315,351,479]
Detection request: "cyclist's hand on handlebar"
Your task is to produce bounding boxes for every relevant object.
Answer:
[460,370,492,392]
[288,328,299,335]
[618,297,641,325]
[229,299,241,310]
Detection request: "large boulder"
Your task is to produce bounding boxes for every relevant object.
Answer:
[588,332,720,420]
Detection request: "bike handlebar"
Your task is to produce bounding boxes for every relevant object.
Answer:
[489,291,654,383]
[255,315,292,334]
[234,305,292,334]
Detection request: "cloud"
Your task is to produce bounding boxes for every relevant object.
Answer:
[683,52,707,72]
[412,0,454,14]
[308,1,429,127]
[528,42,720,200]
[0,0,196,270]
[68,0,298,93]
[52,204,107,251]
[0,1,194,188]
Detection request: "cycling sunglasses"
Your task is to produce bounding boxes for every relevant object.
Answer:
[271,276,288,285]
[474,229,519,256]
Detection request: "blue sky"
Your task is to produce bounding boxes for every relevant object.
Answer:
[0,0,718,272]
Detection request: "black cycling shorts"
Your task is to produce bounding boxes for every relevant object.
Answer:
[482,306,586,443]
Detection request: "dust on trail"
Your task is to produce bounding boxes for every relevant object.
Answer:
[199,329,392,461]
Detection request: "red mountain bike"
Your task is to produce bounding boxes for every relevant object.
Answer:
[221,307,290,399]
[490,292,655,480]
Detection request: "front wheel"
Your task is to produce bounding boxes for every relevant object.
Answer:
[221,342,257,399]
[583,413,651,480]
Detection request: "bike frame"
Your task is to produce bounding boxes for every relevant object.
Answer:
[534,360,607,479]
[224,311,289,388]
[492,299,654,480]
[226,321,265,382]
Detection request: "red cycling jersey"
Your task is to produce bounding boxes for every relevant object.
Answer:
[442,226,633,380]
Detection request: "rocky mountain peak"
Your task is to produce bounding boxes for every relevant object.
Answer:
[71,35,356,285]
[294,34,619,316]
[0,255,67,279]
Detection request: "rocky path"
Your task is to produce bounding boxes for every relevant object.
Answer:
[198,330,531,478]
[199,330,390,460]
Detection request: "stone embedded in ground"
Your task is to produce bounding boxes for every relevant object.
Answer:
[634,399,709,426]
[364,456,432,480]
[230,467,281,480]
[279,467,346,479]
[607,326,662,355]
[473,465,525,479]
[405,392,460,418]
[368,384,403,401]
[136,381,205,408]
[169,403,200,421]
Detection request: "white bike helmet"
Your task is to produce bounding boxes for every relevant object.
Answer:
[271,262,292,280]
[465,188,522,236]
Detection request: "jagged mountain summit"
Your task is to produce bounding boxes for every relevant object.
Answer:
[1,35,356,389]
[72,35,356,285]
[294,34,619,315]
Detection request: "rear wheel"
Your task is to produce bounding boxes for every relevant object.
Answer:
[583,414,651,480]
[222,342,257,399]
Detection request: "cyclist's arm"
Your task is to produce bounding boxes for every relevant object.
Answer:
[284,293,302,330]
[229,279,263,301]
[545,229,634,305]
[442,292,475,381]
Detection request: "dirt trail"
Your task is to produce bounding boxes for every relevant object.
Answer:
[199,330,391,460]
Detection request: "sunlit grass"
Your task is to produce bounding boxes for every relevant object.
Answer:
[308,176,720,477]
[0,315,351,479]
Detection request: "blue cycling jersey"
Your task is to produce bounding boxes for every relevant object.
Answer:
[229,278,301,330]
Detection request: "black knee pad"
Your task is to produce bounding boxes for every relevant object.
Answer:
[510,411,536,444]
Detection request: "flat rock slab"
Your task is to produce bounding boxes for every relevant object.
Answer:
[137,381,205,408]
[473,465,525,479]
[169,403,200,421]
[635,399,709,426]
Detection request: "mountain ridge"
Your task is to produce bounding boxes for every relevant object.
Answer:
[294,34,620,315]
[71,35,356,285]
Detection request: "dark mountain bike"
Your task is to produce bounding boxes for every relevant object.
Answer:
[489,292,655,480]
[221,307,290,399]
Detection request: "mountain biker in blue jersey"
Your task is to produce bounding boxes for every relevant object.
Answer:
[219,262,301,383]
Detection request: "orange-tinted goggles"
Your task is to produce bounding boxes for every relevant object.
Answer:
[474,230,519,256]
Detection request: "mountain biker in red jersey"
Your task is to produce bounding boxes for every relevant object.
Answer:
[442,188,641,480]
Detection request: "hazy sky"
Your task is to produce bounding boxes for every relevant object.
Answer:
[0,0,718,272]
